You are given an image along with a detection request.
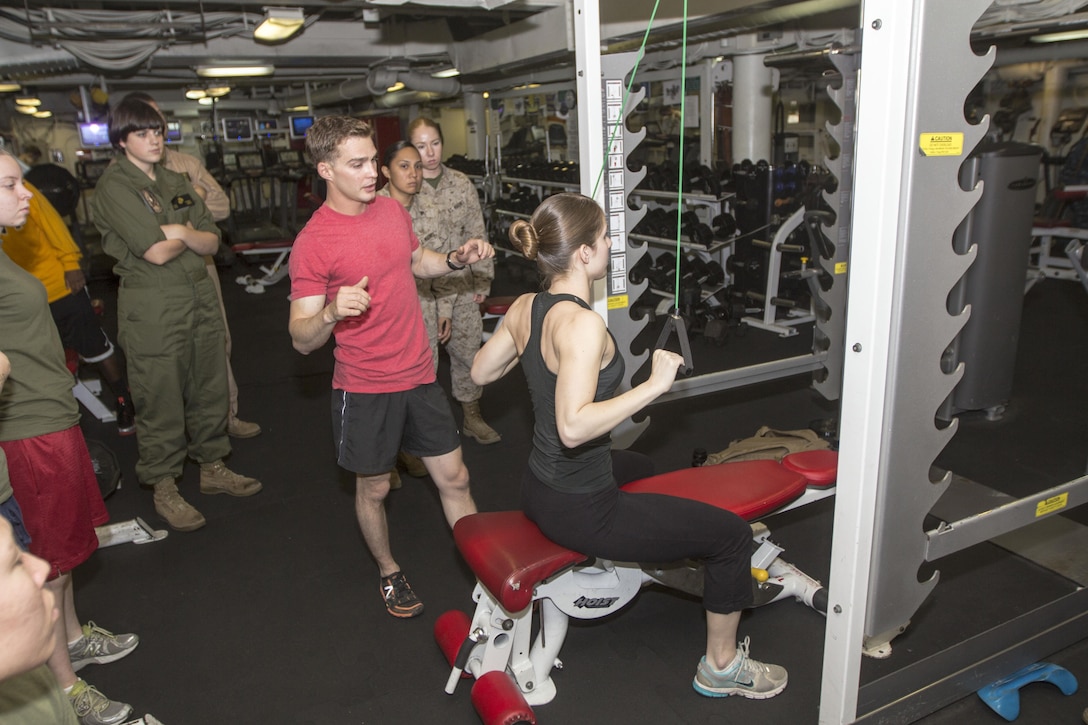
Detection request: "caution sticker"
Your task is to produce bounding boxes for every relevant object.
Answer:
[607,295,629,310]
[835,261,848,275]
[919,133,964,157]
[1035,493,1068,517]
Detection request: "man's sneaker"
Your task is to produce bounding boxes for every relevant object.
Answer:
[692,637,788,699]
[68,622,139,672]
[380,571,424,618]
[67,678,132,725]
[199,460,262,496]
[115,396,135,437]
[152,478,206,532]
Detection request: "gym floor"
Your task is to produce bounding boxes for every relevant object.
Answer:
[70,256,1088,724]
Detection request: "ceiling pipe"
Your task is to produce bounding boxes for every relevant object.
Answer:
[992,38,1088,67]
[281,69,460,110]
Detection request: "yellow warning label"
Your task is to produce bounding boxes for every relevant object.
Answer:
[835,262,848,275]
[1036,493,1068,517]
[919,133,964,157]
[607,295,629,310]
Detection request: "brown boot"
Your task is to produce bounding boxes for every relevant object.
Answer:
[388,469,402,490]
[153,478,206,532]
[199,460,263,496]
[397,450,428,478]
[227,417,262,438]
[461,400,501,445]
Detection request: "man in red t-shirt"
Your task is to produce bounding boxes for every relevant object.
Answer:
[289,116,493,618]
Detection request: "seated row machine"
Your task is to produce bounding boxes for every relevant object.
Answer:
[435,449,838,724]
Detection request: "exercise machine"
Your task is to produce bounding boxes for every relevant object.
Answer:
[435,449,837,724]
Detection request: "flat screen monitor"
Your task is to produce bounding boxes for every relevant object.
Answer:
[221,153,238,170]
[165,120,183,144]
[256,119,278,137]
[78,158,111,183]
[221,117,254,142]
[277,149,302,166]
[289,115,315,140]
[237,152,264,171]
[78,122,111,148]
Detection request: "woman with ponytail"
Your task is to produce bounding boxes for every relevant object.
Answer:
[471,192,788,701]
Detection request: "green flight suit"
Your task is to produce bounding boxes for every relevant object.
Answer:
[91,157,230,484]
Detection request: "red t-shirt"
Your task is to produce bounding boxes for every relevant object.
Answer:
[289,197,434,393]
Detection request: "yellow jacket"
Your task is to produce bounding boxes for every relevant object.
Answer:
[1,181,82,303]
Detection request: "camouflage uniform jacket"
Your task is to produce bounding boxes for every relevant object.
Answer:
[414,164,493,319]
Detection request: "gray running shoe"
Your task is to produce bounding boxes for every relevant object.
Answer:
[692,636,788,699]
[67,679,132,725]
[68,622,139,672]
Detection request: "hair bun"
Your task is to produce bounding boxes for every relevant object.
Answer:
[508,219,539,261]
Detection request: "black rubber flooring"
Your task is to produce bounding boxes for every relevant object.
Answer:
[69,257,1087,725]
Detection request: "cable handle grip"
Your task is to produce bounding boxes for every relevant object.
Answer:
[654,312,694,377]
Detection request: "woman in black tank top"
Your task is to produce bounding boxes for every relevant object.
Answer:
[470,193,788,702]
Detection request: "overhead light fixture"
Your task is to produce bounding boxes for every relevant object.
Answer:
[284,105,310,112]
[386,81,405,93]
[431,67,460,79]
[33,110,52,119]
[198,97,215,106]
[196,65,275,78]
[254,7,305,42]
[0,82,21,93]
[15,104,37,115]
[205,86,232,97]
[185,88,207,100]
[1029,28,1088,43]
[15,96,41,107]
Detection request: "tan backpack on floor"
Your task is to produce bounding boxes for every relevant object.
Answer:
[704,425,831,465]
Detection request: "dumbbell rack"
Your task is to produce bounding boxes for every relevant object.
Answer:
[740,204,817,337]
[598,44,855,423]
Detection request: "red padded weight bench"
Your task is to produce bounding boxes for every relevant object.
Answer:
[436,450,838,725]
[480,295,517,341]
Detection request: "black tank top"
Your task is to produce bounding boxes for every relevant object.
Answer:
[522,292,624,493]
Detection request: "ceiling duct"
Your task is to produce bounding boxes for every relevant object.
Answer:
[281,69,460,109]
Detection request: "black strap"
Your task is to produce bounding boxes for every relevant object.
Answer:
[654,312,694,377]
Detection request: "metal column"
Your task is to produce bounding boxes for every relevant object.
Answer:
[820,0,994,721]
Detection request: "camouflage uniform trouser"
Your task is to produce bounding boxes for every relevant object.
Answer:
[421,291,483,403]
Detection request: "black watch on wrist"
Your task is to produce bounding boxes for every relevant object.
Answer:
[446,251,466,271]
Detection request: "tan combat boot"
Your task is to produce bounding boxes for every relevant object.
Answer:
[461,400,501,445]
[153,478,206,532]
[397,450,428,478]
[199,460,263,496]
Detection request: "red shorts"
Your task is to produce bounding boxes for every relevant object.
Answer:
[0,426,109,579]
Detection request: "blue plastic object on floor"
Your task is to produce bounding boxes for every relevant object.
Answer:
[976,662,1078,721]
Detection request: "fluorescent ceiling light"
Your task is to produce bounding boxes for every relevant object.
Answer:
[197,65,275,78]
[15,104,37,114]
[1029,28,1088,43]
[15,96,41,107]
[0,82,21,93]
[185,89,207,100]
[205,86,232,97]
[254,7,305,42]
[386,81,405,93]
[284,105,310,112]
[431,67,460,79]
[198,97,214,106]
[33,110,52,119]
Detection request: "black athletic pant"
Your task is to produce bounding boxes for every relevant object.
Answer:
[522,449,754,614]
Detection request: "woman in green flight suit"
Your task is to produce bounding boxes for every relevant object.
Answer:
[91,98,262,532]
